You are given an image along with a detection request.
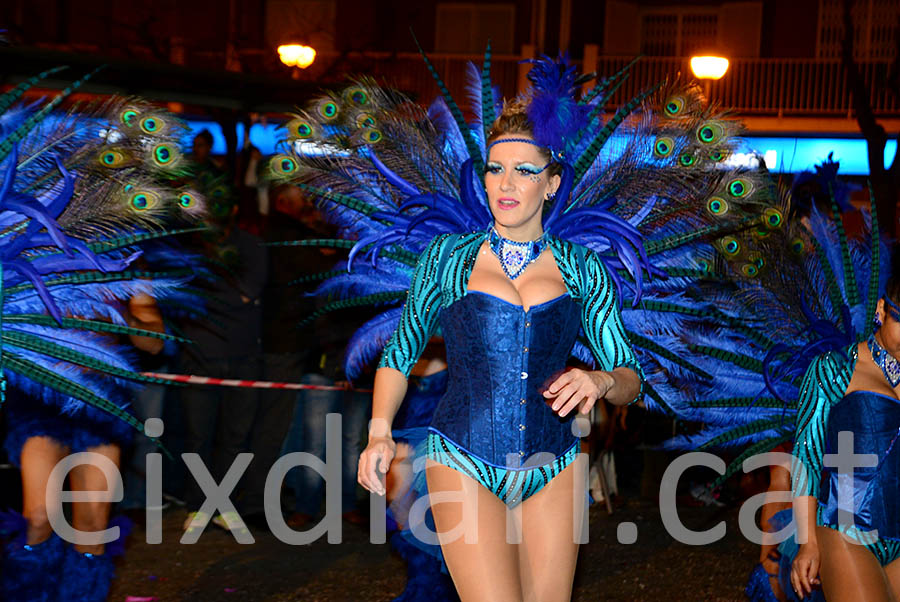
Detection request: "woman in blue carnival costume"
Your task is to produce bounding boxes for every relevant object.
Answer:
[789,272,900,601]
[269,41,785,597]
[356,95,644,600]
[0,69,205,602]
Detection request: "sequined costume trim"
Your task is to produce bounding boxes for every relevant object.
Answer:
[425,430,579,507]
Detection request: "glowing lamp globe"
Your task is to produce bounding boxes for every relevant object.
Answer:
[278,44,316,69]
[690,56,729,80]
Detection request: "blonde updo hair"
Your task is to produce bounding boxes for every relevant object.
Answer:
[486,98,562,177]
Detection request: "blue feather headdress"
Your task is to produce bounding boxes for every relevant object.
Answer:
[520,54,592,160]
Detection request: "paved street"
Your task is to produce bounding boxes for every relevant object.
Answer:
[109,498,756,602]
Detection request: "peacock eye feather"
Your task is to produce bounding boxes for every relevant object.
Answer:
[741,263,758,277]
[179,193,195,208]
[653,137,674,158]
[269,154,299,176]
[346,87,369,106]
[152,144,177,166]
[287,118,314,140]
[709,149,727,162]
[752,226,772,239]
[697,259,710,272]
[706,197,728,216]
[98,149,129,168]
[719,236,741,257]
[355,113,377,129]
[679,153,696,167]
[317,99,339,121]
[791,238,805,254]
[763,207,784,230]
[129,190,159,211]
[727,178,751,198]
[352,127,383,145]
[120,109,139,126]
[664,96,685,116]
[140,116,165,134]
[696,122,724,144]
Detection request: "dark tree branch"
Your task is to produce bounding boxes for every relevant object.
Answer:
[841,0,898,234]
[842,0,885,143]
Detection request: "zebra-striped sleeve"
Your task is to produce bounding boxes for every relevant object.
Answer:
[580,249,645,404]
[378,235,448,377]
[791,349,853,499]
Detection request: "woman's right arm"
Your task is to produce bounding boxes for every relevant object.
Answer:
[357,367,409,495]
[790,353,839,598]
[357,236,448,495]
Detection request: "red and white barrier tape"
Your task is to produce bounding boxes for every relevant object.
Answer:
[140,372,372,393]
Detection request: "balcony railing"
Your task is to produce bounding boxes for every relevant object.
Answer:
[11,43,898,118]
[315,51,900,118]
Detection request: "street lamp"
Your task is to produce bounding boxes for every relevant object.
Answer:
[690,56,729,80]
[690,55,729,102]
[278,44,317,69]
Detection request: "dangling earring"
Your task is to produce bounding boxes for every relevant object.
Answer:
[874,315,883,330]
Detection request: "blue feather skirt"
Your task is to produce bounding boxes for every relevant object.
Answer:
[3,389,133,467]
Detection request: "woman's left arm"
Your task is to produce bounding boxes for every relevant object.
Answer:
[543,249,642,415]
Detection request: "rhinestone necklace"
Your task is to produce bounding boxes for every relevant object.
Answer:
[488,227,548,280]
[869,333,900,387]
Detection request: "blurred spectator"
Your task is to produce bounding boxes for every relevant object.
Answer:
[190,130,220,176]
[237,145,268,235]
[120,294,176,522]
[274,189,372,528]
[236,185,318,529]
[179,179,267,536]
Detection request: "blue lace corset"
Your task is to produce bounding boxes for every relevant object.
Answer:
[819,390,900,540]
[430,291,583,466]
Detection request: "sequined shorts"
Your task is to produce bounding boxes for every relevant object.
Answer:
[820,524,900,566]
[868,538,900,566]
[425,431,579,507]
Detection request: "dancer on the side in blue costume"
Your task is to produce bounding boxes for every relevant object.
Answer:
[0,70,206,602]
[647,155,890,602]
[790,273,900,601]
